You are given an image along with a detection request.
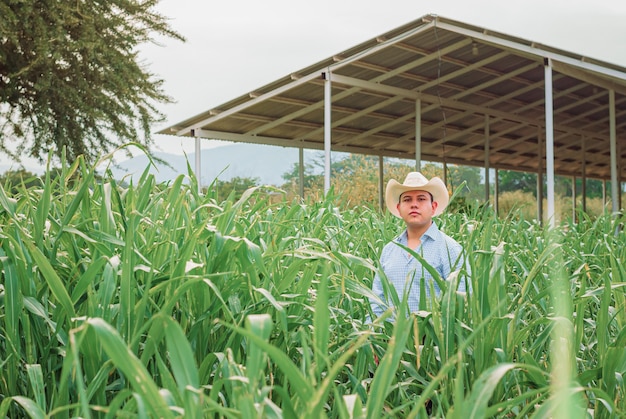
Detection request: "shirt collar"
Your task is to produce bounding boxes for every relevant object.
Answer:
[396,221,440,244]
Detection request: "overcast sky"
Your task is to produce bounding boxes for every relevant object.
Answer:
[3,0,626,169]
[142,0,626,155]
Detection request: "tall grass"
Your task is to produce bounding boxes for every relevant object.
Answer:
[1,154,625,417]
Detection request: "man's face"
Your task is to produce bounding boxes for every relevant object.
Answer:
[397,190,437,227]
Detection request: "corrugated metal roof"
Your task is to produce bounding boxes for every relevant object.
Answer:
[159,14,626,181]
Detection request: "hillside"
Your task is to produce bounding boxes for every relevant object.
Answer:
[108,143,323,186]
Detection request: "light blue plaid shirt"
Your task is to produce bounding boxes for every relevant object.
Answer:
[370,222,465,317]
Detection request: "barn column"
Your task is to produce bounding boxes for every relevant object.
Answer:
[494,169,499,216]
[379,156,384,211]
[323,69,332,194]
[544,59,556,227]
[581,136,587,213]
[610,90,619,213]
[537,127,544,223]
[299,147,305,198]
[415,99,422,171]
[484,115,490,202]
[571,175,576,221]
[191,129,202,192]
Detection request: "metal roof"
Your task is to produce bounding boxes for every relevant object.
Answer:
[160,14,626,182]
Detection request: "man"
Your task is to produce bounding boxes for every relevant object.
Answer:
[370,172,466,318]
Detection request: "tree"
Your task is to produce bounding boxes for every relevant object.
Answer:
[279,153,485,210]
[498,170,537,195]
[446,164,483,201]
[575,177,604,199]
[0,168,42,194]
[208,176,260,202]
[0,0,184,163]
[281,160,321,191]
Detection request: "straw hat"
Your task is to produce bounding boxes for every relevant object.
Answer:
[385,172,449,217]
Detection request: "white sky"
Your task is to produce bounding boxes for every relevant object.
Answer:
[3,0,626,169]
[143,0,626,155]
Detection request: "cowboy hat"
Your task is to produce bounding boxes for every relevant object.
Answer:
[385,172,449,217]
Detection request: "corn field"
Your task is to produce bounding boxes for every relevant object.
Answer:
[1,154,625,418]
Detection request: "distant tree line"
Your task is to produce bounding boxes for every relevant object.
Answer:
[0,154,611,212]
[277,154,607,208]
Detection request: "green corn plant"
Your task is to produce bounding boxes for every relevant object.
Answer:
[3,151,626,417]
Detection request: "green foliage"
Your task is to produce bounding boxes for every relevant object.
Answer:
[1,153,626,417]
[445,164,484,202]
[206,175,261,202]
[282,160,321,190]
[498,170,605,200]
[0,0,184,163]
[278,154,614,220]
[0,169,42,194]
[280,153,484,211]
[498,169,538,195]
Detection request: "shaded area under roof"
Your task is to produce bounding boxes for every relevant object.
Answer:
[160,14,626,183]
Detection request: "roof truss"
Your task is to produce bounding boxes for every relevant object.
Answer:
[161,14,626,182]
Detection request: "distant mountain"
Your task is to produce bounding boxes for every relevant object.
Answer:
[108,143,323,186]
[0,158,45,175]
